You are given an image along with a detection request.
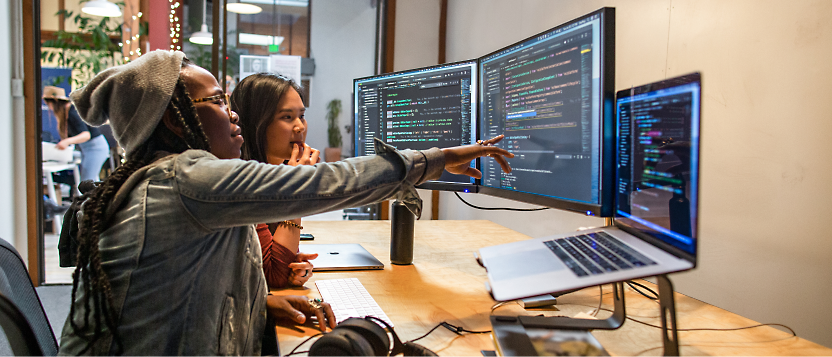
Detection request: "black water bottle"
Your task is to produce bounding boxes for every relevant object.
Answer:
[390,201,415,265]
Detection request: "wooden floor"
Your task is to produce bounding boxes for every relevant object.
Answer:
[44,231,73,284]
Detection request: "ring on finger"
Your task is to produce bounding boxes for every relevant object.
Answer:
[308,298,323,309]
[301,269,309,278]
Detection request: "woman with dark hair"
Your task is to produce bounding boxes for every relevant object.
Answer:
[59,50,513,355]
[231,73,319,289]
[43,86,111,182]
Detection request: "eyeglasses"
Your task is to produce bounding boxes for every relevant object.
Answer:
[192,93,233,119]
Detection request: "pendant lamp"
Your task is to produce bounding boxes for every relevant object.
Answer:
[189,0,213,45]
[81,0,122,17]
[227,1,262,14]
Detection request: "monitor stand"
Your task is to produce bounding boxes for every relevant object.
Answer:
[491,275,679,356]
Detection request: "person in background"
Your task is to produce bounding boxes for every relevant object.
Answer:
[59,50,513,355]
[231,73,318,289]
[43,86,111,182]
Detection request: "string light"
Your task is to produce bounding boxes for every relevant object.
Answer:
[121,1,146,62]
[168,0,182,53]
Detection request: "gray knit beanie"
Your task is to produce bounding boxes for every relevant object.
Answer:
[70,50,187,156]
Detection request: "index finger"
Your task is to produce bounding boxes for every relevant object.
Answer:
[288,143,301,164]
[288,261,313,270]
[478,134,505,146]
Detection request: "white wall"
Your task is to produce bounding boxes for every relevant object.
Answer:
[1,0,28,260]
[307,0,377,157]
[429,0,832,348]
[392,0,440,72]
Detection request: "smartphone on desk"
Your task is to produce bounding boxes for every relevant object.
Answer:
[300,233,314,240]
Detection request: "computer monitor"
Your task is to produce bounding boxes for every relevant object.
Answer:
[477,8,616,216]
[353,60,478,192]
[615,73,701,257]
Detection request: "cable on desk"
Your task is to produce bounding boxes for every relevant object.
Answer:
[407,322,491,344]
[618,281,797,337]
[454,192,549,211]
[626,317,797,336]
[591,285,603,317]
[440,322,491,336]
[285,333,321,356]
[407,322,445,343]
[490,300,522,313]
[626,280,658,300]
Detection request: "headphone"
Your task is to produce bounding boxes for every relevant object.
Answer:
[308,316,437,356]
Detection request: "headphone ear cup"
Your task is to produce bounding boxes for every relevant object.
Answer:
[308,328,376,356]
[401,341,438,356]
[336,318,391,356]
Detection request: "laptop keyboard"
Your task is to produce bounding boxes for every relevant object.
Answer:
[315,278,393,326]
[543,231,656,277]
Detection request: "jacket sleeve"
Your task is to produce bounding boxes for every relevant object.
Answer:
[175,139,445,231]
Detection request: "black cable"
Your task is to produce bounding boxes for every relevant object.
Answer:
[440,321,491,335]
[407,321,491,344]
[285,333,321,356]
[626,280,659,300]
[626,316,797,336]
[407,322,445,343]
[454,192,549,211]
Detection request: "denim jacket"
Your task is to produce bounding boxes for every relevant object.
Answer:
[58,140,444,356]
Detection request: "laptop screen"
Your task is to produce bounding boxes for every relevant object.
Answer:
[615,73,701,256]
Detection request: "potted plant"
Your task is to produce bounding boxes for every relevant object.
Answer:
[325,99,342,162]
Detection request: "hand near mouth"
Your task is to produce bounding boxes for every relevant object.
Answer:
[287,143,320,166]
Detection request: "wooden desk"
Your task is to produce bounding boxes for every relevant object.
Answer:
[274,220,830,356]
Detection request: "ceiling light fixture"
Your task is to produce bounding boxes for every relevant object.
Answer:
[189,0,213,45]
[81,0,122,17]
[226,1,262,14]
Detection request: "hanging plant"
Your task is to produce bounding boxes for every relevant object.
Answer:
[41,7,127,89]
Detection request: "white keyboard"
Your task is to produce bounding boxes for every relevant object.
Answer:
[315,278,393,327]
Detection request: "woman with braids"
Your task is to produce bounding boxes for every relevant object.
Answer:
[231,73,319,289]
[59,50,513,355]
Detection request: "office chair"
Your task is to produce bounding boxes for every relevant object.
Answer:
[0,237,59,355]
[0,293,43,355]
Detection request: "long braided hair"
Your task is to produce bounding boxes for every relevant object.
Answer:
[68,59,211,353]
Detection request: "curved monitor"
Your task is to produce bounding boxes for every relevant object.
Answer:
[477,7,616,216]
[353,60,478,192]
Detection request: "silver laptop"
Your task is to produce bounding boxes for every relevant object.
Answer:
[479,73,701,301]
[299,244,384,271]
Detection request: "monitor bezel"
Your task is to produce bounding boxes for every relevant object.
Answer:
[475,7,616,217]
[352,59,480,193]
[613,72,701,265]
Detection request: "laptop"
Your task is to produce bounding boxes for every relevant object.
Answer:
[478,73,701,301]
[299,244,385,271]
[42,141,75,163]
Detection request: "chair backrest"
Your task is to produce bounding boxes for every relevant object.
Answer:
[0,293,43,355]
[0,238,59,355]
